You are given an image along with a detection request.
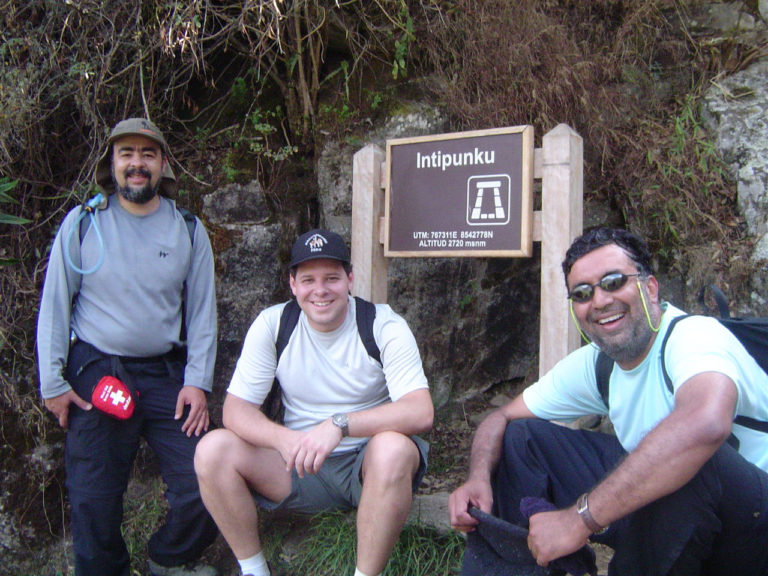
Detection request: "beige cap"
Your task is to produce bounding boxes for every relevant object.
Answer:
[93,118,177,197]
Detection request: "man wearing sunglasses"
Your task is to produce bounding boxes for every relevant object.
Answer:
[449,227,768,575]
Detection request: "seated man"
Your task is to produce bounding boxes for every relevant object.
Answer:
[195,229,434,576]
[449,227,768,576]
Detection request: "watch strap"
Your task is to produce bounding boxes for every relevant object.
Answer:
[577,492,608,534]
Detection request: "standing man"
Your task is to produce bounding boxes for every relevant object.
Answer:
[449,227,768,575]
[194,229,434,576]
[37,118,219,576]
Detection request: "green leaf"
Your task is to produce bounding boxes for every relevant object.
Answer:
[0,178,19,203]
[0,213,32,225]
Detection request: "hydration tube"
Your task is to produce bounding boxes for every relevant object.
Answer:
[65,193,106,275]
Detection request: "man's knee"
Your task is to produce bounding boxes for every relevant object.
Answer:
[194,428,238,479]
[502,418,552,457]
[363,431,419,481]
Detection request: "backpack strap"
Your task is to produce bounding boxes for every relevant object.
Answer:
[274,298,380,365]
[659,315,686,394]
[76,199,199,342]
[261,299,301,422]
[276,299,302,363]
[733,415,768,433]
[176,206,197,247]
[595,350,613,409]
[354,296,381,365]
[176,207,197,342]
[595,316,685,407]
[596,309,768,436]
[698,284,730,319]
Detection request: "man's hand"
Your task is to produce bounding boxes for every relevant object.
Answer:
[526,506,590,567]
[175,385,210,437]
[285,418,342,477]
[449,477,494,532]
[44,390,92,429]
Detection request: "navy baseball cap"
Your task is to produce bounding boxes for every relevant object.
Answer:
[289,229,350,268]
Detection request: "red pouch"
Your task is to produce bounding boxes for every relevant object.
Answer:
[91,375,138,420]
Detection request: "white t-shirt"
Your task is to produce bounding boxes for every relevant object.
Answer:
[523,304,768,471]
[228,296,429,452]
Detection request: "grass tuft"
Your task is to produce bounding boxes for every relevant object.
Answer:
[287,510,464,576]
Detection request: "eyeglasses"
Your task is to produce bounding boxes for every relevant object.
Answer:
[568,272,641,303]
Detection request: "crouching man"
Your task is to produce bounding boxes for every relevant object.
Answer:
[450,227,768,576]
[195,229,434,576]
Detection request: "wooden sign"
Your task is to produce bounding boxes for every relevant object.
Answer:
[385,125,534,257]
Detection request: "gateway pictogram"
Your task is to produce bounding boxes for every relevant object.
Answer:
[467,174,511,225]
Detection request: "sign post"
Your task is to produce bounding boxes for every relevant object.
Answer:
[351,144,387,303]
[537,124,583,375]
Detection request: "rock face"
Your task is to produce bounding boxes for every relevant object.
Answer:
[202,181,286,404]
[386,256,541,406]
[203,106,543,408]
[700,55,768,312]
[701,60,768,252]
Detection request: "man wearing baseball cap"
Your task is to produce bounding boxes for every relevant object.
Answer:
[195,229,434,576]
[37,118,219,576]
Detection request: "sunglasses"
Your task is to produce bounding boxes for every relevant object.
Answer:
[568,272,641,303]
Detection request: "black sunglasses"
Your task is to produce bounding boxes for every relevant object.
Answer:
[568,272,641,303]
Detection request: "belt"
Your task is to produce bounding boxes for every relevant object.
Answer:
[72,336,186,364]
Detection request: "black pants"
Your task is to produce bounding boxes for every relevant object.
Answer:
[493,419,768,576]
[64,341,218,576]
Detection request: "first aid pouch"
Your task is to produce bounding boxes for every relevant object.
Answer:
[91,375,138,420]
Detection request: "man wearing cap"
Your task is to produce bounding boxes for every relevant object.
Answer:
[37,118,219,576]
[194,229,434,576]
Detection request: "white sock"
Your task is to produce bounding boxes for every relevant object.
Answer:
[353,569,381,576]
[238,550,270,576]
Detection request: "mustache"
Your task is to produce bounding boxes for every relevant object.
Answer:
[125,167,152,179]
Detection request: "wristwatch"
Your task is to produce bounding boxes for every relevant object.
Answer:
[332,413,349,437]
[576,492,608,534]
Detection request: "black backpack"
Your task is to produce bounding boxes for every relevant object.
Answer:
[595,286,768,433]
[260,296,382,422]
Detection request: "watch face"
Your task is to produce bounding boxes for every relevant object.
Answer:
[577,493,588,514]
[332,413,349,437]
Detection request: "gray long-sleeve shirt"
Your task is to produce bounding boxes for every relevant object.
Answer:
[37,195,217,399]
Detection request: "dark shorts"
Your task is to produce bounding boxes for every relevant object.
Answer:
[255,434,429,514]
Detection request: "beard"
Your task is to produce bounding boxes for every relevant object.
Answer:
[580,279,661,365]
[113,167,160,204]
[588,313,655,365]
